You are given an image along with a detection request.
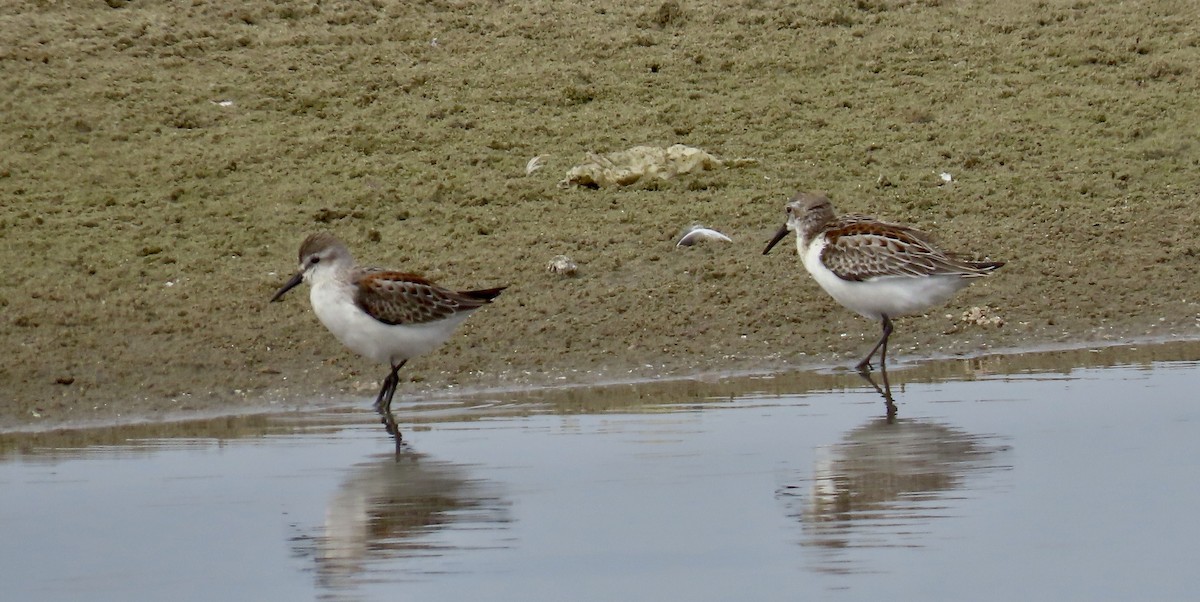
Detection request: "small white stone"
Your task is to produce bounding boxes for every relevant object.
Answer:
[546,255,578,276]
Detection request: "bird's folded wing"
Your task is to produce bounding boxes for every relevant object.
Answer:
[822,222,982,281]
[354,270,490,325]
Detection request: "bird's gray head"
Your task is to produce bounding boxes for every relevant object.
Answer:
[270,232,354,302]
[296,232,352,270]
[763,192,836,255]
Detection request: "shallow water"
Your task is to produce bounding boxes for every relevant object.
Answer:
[3,341,1200,601]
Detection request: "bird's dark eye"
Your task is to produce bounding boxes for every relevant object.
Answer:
[310,256,321,265]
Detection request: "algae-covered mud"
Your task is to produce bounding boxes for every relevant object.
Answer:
[2,0,1198,429]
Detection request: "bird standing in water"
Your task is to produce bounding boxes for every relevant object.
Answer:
[763,192,1003,375]
[271,233,504,442]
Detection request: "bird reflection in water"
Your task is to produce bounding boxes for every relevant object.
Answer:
[779,417,1006,575]
[291,449,511,594]
[858,365,898,419]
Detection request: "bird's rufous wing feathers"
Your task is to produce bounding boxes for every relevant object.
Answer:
[354,270,496,325]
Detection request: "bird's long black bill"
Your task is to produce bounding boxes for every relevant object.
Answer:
[762,224,790,255]
[270,272,304,302]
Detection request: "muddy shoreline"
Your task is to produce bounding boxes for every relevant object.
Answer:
[4,336,1199,439]
[3,1,1199,431]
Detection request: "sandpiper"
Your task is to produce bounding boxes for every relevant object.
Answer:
[270,233,505,439]
[763,192,1003,373]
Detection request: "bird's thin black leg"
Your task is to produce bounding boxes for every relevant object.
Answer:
[855,314,894,373]
[372,372,396,413]
[374,360,407,442]
[879,314,893,371]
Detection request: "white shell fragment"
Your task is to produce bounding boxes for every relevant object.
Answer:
[546,255,578,276]
[526,155,547,176]
[676,226,733,247]
[939,171,953,183]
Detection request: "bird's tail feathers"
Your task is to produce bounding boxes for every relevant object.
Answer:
[461,286,507,301]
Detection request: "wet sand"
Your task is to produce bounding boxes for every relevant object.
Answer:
[2,0,1199,430]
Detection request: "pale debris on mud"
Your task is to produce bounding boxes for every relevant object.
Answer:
[558,144,722,188]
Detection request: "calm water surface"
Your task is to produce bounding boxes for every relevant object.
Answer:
[2,342,1199,601]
